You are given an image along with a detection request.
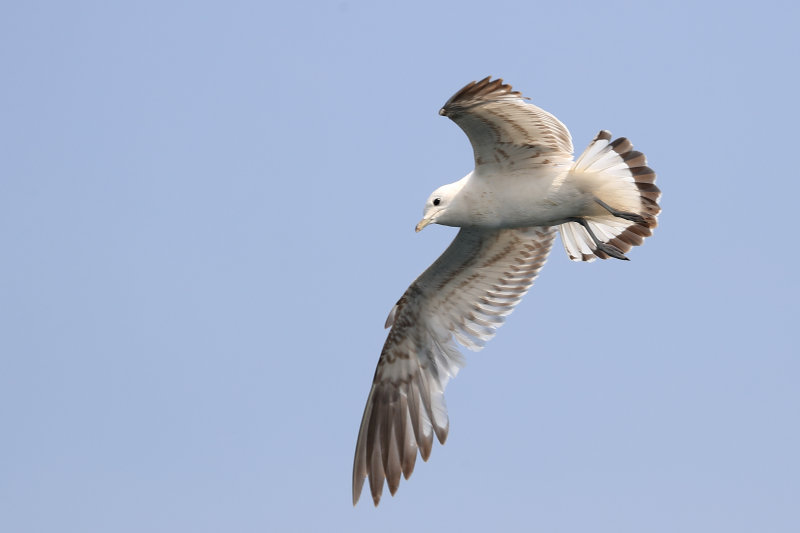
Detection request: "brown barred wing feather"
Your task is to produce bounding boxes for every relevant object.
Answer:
[352,226,556,506]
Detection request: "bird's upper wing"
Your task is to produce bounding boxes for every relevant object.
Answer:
[440,77,574,173]
[352,226,556,506]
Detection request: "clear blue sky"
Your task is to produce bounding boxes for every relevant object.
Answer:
[1,1,798,531]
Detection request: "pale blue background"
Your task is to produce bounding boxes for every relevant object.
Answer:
[2,1,798,531]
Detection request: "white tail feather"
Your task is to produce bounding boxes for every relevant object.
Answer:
[560,130,661,262]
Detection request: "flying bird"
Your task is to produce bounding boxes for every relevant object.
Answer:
[352,77,661,506]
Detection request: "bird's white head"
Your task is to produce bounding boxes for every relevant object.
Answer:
[415,181,464,232]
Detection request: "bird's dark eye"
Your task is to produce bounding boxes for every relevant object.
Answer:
[433,198,441,206]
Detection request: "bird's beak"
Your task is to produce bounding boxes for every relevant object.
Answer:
[415,217,433,233]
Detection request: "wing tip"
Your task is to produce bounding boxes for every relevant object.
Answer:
[352,471,365,506]
[440,76,521,115]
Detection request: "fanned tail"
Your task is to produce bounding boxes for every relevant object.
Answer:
[560,130,661,261]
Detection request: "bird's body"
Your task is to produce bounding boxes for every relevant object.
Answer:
[432,168,602,229]
[353,77,661,506]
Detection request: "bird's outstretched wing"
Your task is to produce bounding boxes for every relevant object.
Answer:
[440,76,574,173]
[352,226,556,506]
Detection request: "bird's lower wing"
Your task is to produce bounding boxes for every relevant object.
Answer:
[352,226,556,506]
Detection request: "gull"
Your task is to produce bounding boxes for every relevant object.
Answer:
[352,77,661,506]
